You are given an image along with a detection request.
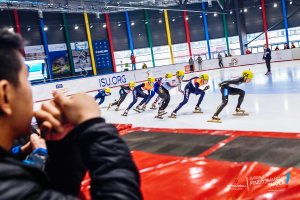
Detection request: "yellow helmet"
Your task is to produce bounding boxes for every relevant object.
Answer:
[105,88,111,93]
[176,70,185,77]
[147,77,155,83]
[242,70,253,79]
[200,74,209,80]
[165,73,173,78]
[128,81,135,87]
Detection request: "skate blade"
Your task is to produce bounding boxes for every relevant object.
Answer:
[168,116,176,118]
[133,109,141,113]
[207,120,222,123]
[233,113,248,115]
[193,111,203,113]
[160,112,168,116]
[150,107,156,109]
[121,114,127,116]
[155,116,163,119]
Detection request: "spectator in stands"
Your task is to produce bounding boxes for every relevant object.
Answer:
[291,42,296,49]
[130,53,136,70]
[275,45,279,51]
[142,63,147,69]
[225,53,228,57]
[218,53,224,68]
[229,53,232,57]
[284,43,290,49]
[0,28,142,200]
[263,43,272,75]
[189,56,194,73]
[196,55,202,71]
[246,49,252,54]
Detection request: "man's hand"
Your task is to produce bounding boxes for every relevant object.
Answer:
[21,134,47,155]
[53,91,100,126]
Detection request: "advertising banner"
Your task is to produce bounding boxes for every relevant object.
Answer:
[48,43,71,78]
[31,78,89,102]
[271,50,292,62]
[92,40,113,70]
[87,71,136,91]
[291,48,300,60]
[24,45,45,60]
[71,42,92,75]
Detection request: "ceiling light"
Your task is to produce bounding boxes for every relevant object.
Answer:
[259,6,262,9]
[230,11,232,14]
[244,8,247,12]
[75,25,78,29]
[240,10,242,13]
[145,21,148,24]
[274,3,277,7]
[214,13,217,16]
[60,27,63,30]
[159,19,162,23]
[8,27,13,32]
[118,23,121,26]
[139,34,140,36]
[185,17,188,20]
[172,19,175,21]
[103,24,106,28]
[200,15,202,18]
[90,24,93,28]
[131,22,134,25]
[233,22,235,23]
[27,27,31,31]
[290,1,292,4]
[44,26,48,31]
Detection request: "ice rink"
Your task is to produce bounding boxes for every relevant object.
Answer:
[97,60,300,133]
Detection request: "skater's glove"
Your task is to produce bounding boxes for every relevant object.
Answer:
[218,83,225,87]
[204,85,210,91]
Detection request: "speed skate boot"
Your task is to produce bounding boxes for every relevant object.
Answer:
[155,112,163,119]
[208,115,222,123]
[133,105,141,113]
[121,109,128,116]
[168,112,177,119]
[150,103,156,109]
[233,108,249,116]
[159,110,167,116]
[115,106,119,111]
[107,103,113,111]
[140,104,147,111]
[193,106,203,113]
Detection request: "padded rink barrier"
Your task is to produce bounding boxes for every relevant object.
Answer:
[79,126,300,200]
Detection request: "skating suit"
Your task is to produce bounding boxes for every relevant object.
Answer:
[215,76,246,116]
[112,86,132,107]
[173,77,206,113]
[127,82,154,110]
[94,90,111,105]
[145,78,164,104]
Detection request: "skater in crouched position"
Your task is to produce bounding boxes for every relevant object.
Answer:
[154,70,185,119]
[169,74,210,118]
[122,77,155,116]
[210,70,253,122]
[144,73,173,110]
[107,81,135,111]
[94,87,111,105]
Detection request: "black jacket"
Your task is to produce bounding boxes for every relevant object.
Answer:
[0,118,143,200]
[263,48,271,60]
[219,76,245,88]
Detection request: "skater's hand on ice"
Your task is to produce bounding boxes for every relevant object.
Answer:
[53,91,100,126]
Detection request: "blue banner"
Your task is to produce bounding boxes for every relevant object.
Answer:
[92,40,113,69]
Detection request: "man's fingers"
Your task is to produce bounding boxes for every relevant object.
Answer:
[53,90,69,108]
[40,121,52,139]
[34,110,64,133]
[41,101,63,123]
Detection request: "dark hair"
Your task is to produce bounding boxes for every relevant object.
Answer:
[0,28,25,87]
